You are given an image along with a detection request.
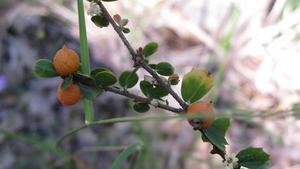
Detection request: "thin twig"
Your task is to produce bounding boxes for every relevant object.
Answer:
[140,63,188,110]
[94,1,233,166]
[96,0,188,111]
[96,0,137,59]
[57,114,187,147]
[104,86,184,113]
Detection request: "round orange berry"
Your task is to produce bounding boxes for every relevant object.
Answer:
[187,101,214,129]
[53,45,80,76]
[57,81,81,106]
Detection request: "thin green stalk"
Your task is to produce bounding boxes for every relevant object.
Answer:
[0,130,69,157]
[77,0,94,124]
[57,114,187,147]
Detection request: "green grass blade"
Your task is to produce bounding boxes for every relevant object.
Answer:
[0,129,69,157]
[57,114,187,147]
[77,0,94,124]
[109,142,143,169]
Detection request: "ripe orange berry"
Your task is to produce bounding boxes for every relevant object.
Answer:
[57,81,81,106]
[187,101,214,129]
[53,45,80,76]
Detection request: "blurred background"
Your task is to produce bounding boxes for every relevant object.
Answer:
[1,0,300,168]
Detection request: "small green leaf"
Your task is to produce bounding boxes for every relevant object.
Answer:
[140,81,169,99]
[109,142,143,169]
[236,147,270,169]
[119,70,139,89]
[150,85,169,98]
[90,67,110,78]
[61,75,73,91]
[211,118,230,135]
[181,68,213,103]
[148,64,157,69]
[156,62,174,76]
[73,72,96,86]
[79,83,102,100]
[133,103,150,113]
[122,27,130,34]
[201,118,230,151]
[95,71,117,86]
[201,118,230,142]
[33,59,59,77]
[142,42,159,57]
[140,80,152,97]
[91,15,109,27]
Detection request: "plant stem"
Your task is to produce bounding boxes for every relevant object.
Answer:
[96,1,137,60]
[94,1,232,165]
[77,0,94,124]
[104,86,184,113]
[57,114,186,146]
[96,0,188,111]
[140,63,188,110]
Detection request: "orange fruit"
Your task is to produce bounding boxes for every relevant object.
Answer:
[57,81,81,106]
[187,101,214,129]
[53,45,80,76]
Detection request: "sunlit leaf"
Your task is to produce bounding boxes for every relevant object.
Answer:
[181,68,213,103]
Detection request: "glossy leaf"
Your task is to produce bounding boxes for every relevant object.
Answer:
[90,67,110,78]
[140,80,153,97]
[140,81,169,99]
[148,64,157,69]
[34,59,59,77]
[236,147,270,169]
[95,71,117,86]
[73,72,96,86]
[133,103,150,113]
[79,83,101,100]
[142,42,159,58]
[119,70,139,89]
[156,62,174,76]
[91,15,109,27]
[181,68,213,103]
[122,27,130,34]
[201,118,230,151]
[151,85,169,98]
[61,75,73,91]
[201,118,230,142]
